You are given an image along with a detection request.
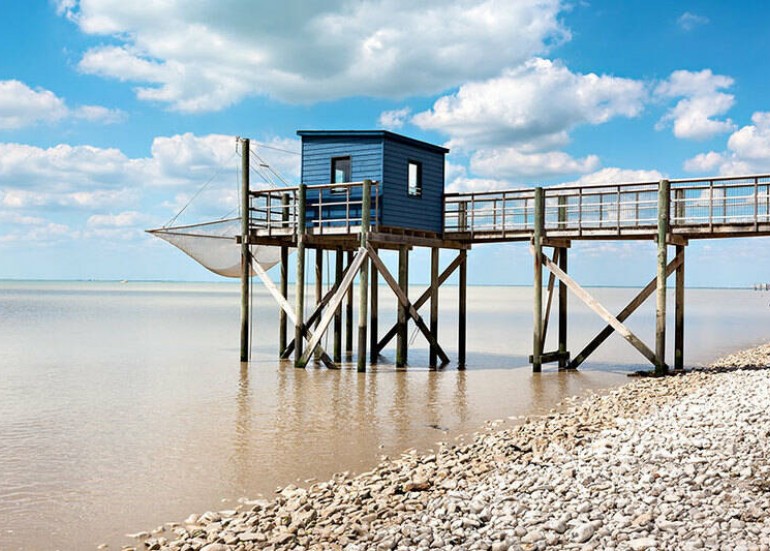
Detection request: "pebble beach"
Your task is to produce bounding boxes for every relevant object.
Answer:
[127,343,770,551]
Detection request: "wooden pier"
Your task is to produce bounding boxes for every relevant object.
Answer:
[236,136,770,375]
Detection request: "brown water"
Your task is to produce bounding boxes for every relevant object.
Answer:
[0,281,768,550]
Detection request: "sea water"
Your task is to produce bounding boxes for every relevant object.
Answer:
[0,281,768,550]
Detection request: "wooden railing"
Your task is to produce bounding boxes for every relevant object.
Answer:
[250,181,380,236]
[444,174,770,239]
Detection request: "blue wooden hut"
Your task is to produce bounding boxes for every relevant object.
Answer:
[297,130,449,234]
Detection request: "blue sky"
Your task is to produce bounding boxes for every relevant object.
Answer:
[1,0,770,286]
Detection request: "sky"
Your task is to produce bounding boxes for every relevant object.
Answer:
[2,0,770,286]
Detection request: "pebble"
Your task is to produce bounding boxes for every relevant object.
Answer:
[133,343,770,550]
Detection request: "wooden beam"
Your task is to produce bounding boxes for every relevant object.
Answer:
[345,249,354,356]
[294,184,307,366]
[240,138,250,362]
[367,244,450,365]
[558,247,569,369]
[370,245,379,363]
[537,248,660,368]
[278,193,290,356]
[299,248,368,367]
[280,272,340,359]
[569,253,682,369]
[375,251,464,354]
[314,248,323,361]
[357,180,371,372]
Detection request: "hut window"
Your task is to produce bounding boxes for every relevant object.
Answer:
[408,161,422,197]
[331,157,351,184]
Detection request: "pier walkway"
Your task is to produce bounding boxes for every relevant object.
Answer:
[243,173,770,375]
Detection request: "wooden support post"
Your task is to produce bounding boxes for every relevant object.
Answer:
[294,184,307,367]
[429,247,439,368]
[558,246,569,369]
[396,246,409,367]
[458,249,467,368]
[346,249,354,357]
[675,244,685,370]
[370,245,379,364]
[314,248,323,361]
[333,247,343,363]
[239,137,250,363]
[357,179,372,372]
[656,179,670,375]
[532,187,544,372]
[278,193,289,357]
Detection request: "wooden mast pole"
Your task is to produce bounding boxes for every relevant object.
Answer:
[239,137,251,362]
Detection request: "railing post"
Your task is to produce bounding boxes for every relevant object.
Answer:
[655,179,670,375]
[294,184,307,367]
[357,179,371,372]
[532,186,544,373]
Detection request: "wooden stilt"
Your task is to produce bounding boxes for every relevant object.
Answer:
[655,179,670,375]
[396,246,409,367]
[675,244,685,370]
[239,137,250,363]
[278,193,289,357]
[558,246,569,369]
[314,248,323,361]
[532,187,544,372]
[541,248,560,346]
[458,249,467,369]
[334,247,343,363]
[294,184,307,367]
[346,249,354,357]
[429,247,439,368]
[357,180,372,372]
[370,245,379,364]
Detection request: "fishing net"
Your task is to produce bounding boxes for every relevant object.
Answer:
[148,217,286,278]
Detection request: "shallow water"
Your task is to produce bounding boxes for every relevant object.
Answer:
[0,281,768,550]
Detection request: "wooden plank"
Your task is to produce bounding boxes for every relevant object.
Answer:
[656,179,670,374]
[367,245,450,365]
[558,247,569,369]
[357,180,372,372]
[280,277,338,358]
[375,251,464,354]
[569,253,682,369]
[458,249,467,368]
[370,245,379,363]
[532,187,544,372]
[346,249,354,355]
[537,248,660,367]
[299,248,367,366]
[294,184,307,366]
[397,246,409,367]
[333,248,343,363]
[675,244,685,370]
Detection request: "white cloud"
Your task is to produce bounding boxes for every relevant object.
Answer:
[0,80,67,129]
[444,161,512,193]
[86,211,149,227]
[684,112,770,175]
[471,147,599,178]
[559,167,664,187]
[655,70,735,140]
[413,58,646,149]
[0,79,124,129]
[378,107,412,130]
[677,12,709,31]
[60,0,569,111]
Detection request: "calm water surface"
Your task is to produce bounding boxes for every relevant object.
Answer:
[0,281,768,550]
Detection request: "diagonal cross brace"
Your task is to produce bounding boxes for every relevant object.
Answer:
[251,259,335,369]
[281,256,356,359]
[533,247,660,368]
[366,245,450,366]
[569,250,683,369]
[540,247,560,352]
[298,248,368,367]
[375,251,464,355]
